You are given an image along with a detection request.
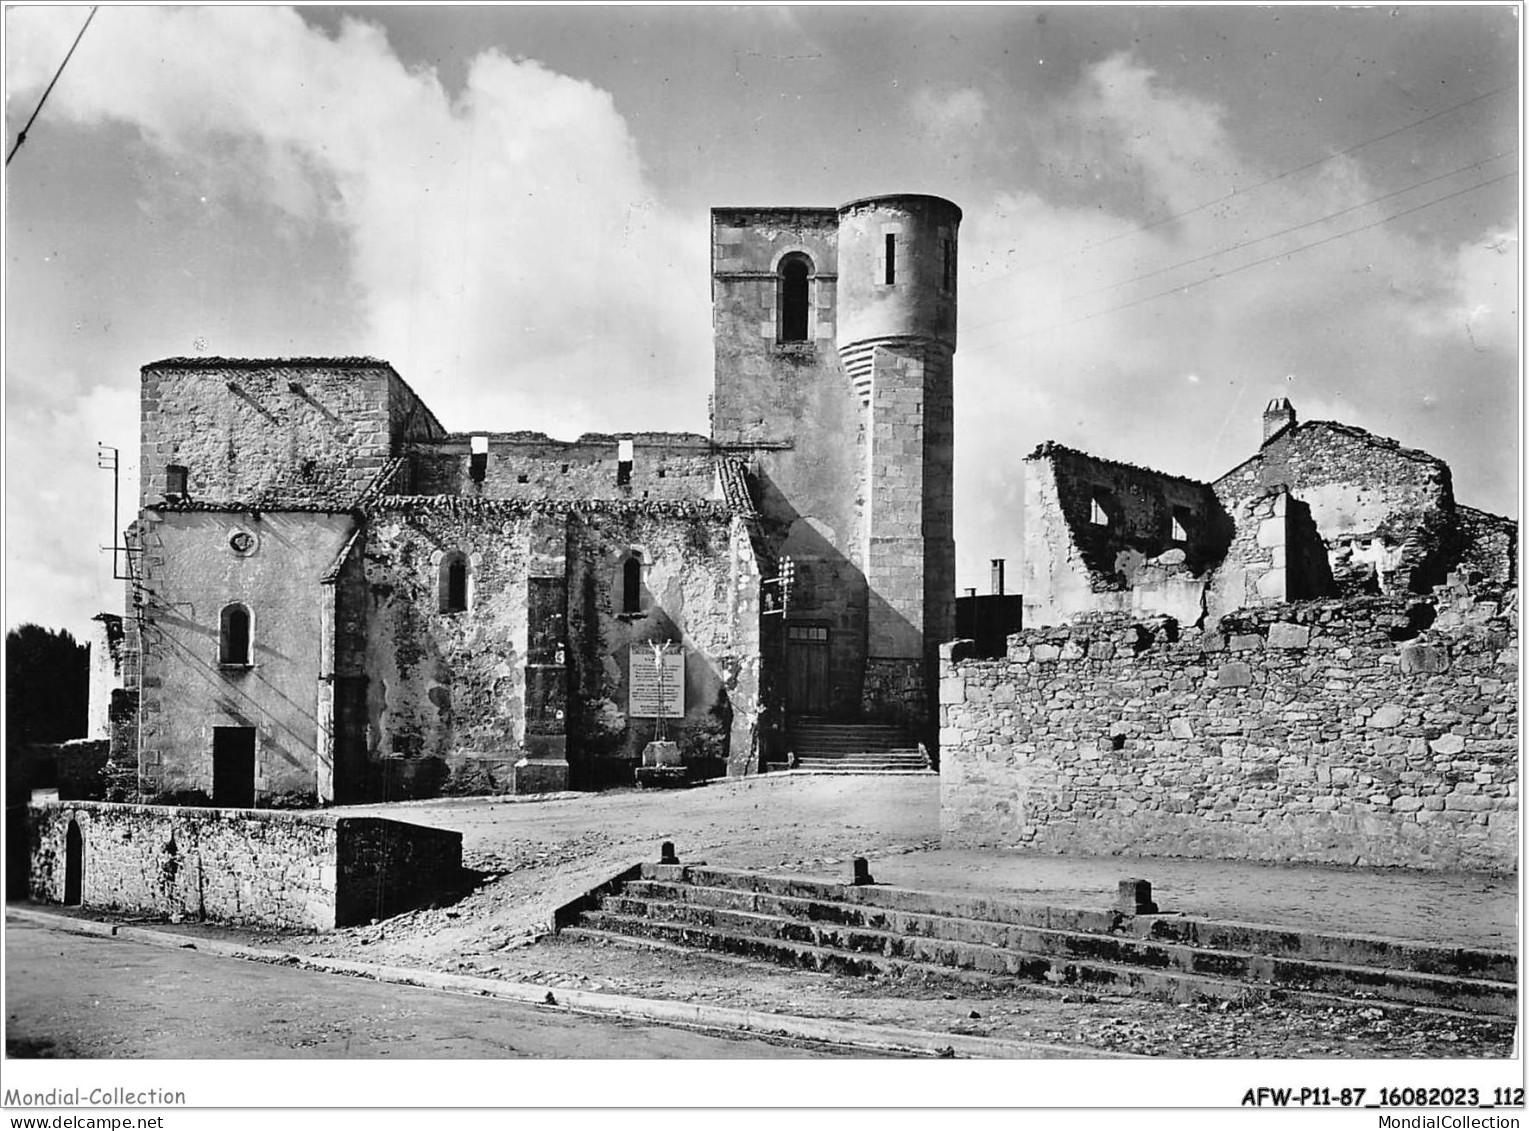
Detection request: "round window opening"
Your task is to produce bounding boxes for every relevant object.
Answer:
[229,530,257,555]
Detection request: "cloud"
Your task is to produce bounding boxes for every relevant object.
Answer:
[6,6,714,635]
[911,87,988,135]
[4,382,139,638]
[5,7,711,436]
[951,51,1517,589]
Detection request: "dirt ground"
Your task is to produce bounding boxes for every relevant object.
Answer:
[60,775,1523,1058]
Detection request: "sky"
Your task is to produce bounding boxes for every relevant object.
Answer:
[4,3,1520,641]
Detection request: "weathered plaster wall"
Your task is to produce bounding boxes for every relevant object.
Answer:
[1023,446,1227,629]
[355,498,746,794]
[139,359,443,509]
[565,508,746,784]
[28,801,460,930]
[940,588,1517,872]
[726,517,765,776]
[358,499,534,796]
[134,509,356,806]
[1215,422,1456,593]
[87,614,126,740]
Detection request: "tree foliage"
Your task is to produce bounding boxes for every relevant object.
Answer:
[6,623,89,745]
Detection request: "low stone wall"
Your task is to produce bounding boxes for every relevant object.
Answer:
[939,588,1517,872]
[27,801,462,929]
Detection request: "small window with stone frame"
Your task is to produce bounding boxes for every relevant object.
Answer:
[219,603,252,666]
[439,552,469,614]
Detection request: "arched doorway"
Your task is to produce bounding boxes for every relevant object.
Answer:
[63,819,83,906]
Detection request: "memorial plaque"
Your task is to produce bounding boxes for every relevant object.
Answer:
[629,648,684,718]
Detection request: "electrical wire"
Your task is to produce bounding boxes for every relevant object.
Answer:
[962,169,1517,353]
[967,84,1512,288]
[961,148,1517,338]
[6,6,98,167]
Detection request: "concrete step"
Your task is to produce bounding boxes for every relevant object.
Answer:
[570,912,1507,1017]
[788,725,921,756]
[555,864,1516,1016]
[789,769,937,776]
[618,876,1514,982]
[660,867,1516,980]
[588,893,1515,1016]
[793,749,925,757]
[792,744,924,753]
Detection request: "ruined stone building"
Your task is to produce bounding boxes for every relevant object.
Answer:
[1022,397,1516,628]
[104,194,962,806]
[942,398,1518,872]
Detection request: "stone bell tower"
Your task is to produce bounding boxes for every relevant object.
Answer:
[710,192,960,737]
[836,194,961,723]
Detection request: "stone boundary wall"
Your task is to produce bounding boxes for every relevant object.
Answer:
[939,588,1517,872]
[27,802,462,929]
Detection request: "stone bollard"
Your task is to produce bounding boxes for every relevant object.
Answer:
[1115,878,1158,915]
[852,856,875,886]
[660,841,679,865]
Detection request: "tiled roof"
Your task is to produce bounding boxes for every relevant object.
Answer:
[714,457,758,516]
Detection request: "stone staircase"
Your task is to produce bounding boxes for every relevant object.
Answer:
[557,864,1516,1018]
[780,722,932,774]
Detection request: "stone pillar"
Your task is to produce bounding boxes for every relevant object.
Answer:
[518,515,570,793]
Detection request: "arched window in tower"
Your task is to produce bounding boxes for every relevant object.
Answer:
[778,255,812,342]
[219,603,252,666]
[439,552,469,614]
[622,552,644,614]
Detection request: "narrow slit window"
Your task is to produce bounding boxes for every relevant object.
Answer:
[1090,496,1110,527]
[440,552,468,613]
[622,553,643,614]
[1171,508,1191,543]
[219,603,252,665]
[884,233,897,285]
[779,256,811,342]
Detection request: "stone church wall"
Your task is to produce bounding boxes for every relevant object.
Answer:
[354,498,745,795]
[134,509,357,806]
[940,588,1517,872]
[411,432,718,502]
[139,358,442,510]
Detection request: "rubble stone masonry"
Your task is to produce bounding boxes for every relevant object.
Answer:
[28,801,461,930]
[939,585,1517,872]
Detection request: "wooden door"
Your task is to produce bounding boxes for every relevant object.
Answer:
[786,624,830,716]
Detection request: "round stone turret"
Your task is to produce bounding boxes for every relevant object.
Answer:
[835,194,961,401]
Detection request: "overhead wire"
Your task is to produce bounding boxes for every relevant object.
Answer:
[966,83,1512,288]
[962,169,1517,354]
[960,147,1518,339]
[6,6,98,167]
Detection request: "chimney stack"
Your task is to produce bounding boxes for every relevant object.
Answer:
[1263,397,1296,444]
